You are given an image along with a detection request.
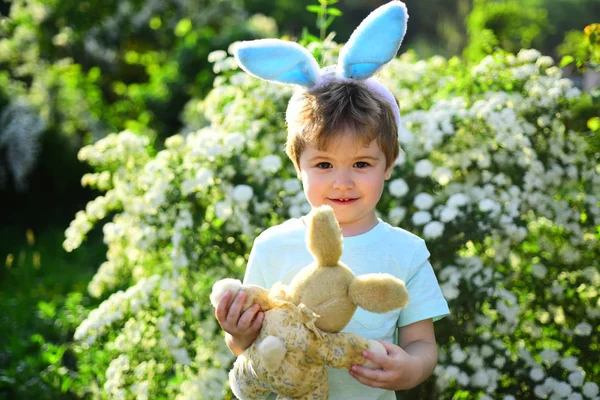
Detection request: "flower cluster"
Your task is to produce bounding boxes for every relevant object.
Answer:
[65,42,599,398]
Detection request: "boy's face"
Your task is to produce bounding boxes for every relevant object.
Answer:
[297,131,394,236]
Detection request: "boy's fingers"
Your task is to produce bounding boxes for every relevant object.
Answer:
[351,364,385,382]
[250,311,265,331]
[215,291,232,322]
[226,291,247,324]
[237,304,260,328]
[349,369,384,388]
[362,349,393,369]
[379,340,402,355]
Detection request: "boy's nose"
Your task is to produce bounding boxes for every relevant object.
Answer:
[332,173,355,190]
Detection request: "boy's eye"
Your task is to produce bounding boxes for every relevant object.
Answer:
[354,161,371,168]
[316,162,332,169]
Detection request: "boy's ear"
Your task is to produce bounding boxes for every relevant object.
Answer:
[294,163,303,180]
[385,161,395,180]
[348,273,408,313]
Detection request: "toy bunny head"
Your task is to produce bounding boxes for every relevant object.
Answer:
[286,205,409,333]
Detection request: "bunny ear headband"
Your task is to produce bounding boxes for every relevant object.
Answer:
[232,0,408,129]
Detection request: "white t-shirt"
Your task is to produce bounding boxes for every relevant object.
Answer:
[243,218,450,400]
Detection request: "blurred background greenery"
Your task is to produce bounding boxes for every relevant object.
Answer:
[0,0,598,398]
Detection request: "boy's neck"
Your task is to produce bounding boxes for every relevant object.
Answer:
[300,214,379,237]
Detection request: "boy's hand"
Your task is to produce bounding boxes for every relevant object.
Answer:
[215,290,264,356]
[348,341,423,391]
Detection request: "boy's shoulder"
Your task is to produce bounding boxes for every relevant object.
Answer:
[254,218,305,246]
[377,219,426,247]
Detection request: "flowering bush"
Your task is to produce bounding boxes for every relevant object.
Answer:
[0,0,275,192]
[63,41,599,399]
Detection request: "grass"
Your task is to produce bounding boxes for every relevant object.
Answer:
[0,223,106,399]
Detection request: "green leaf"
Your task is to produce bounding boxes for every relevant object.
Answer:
[327,8,342,16]
[588,116,600,131]
[37,300,56,318]
[327,0,339,4]
[559,55,575,68]
[325,15,336,29]
[306,5,322,14]
[175,18,192,37]
[61,377,73,393]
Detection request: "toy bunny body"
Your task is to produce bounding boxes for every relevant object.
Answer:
[231,304,372,399]
[211,205,410,399]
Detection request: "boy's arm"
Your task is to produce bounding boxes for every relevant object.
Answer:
[216,290,264,356]
[396,318,438,388]
[348,319,437,391]
[219,240,268,356]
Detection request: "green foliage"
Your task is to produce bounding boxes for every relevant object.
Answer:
[464,0,550,62]
[0,0,279,198]
[0,226,104,399]
[558,24,600,72]
[305,0,342,42]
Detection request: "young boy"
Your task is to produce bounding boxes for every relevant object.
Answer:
[215,76,450,399]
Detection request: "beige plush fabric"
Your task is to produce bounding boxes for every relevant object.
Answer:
[230,303,370,400]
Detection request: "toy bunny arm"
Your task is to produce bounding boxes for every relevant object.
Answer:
[348,273,409,313]
[210,278,290,312]
[314,332,371,369]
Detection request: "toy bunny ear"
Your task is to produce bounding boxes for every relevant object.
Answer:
[338,1,408,80]
[306,205,343,267]
[348,273,409,313]
[232,39,321,88]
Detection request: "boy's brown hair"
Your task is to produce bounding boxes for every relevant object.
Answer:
[285,78,399,170]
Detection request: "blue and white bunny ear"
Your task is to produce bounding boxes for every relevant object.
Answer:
[338,1,408,80]
[232,39,321,88]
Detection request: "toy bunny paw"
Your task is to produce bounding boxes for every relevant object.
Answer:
[363,340,386,369]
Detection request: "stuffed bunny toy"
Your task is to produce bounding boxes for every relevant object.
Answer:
[210,206,409,399]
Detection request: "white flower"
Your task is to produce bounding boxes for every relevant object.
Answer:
[574,322,592,336]
[283,179,302,193]
[583,382,599,398]
[433,167,453,185]
[260,155,282,173]
[440,207,459,223]
[412,211,432,226]
[471,370,490,387]
[481,345,494,357]
[389,178,409,197]
[415,159,434,177]
[561,356,579,371]
[518,49,541,63]
[554,381,573,397]
[536,56,554,68]
[171,348,192,365]
[451,347,467,363]
[530,368,545,381]
[568,371,585,387]
[215,201,233,221]
[423,221,444,239]
[232,184,253,203]
[414,192,435,210]
[207,50,227,63]
[441,282,459,300]
[531,263,547,279]
[479,199,498,212]
[447,193,469,208]
[388,207,406,225]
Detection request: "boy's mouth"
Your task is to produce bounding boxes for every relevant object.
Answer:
[329,198,358,205]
